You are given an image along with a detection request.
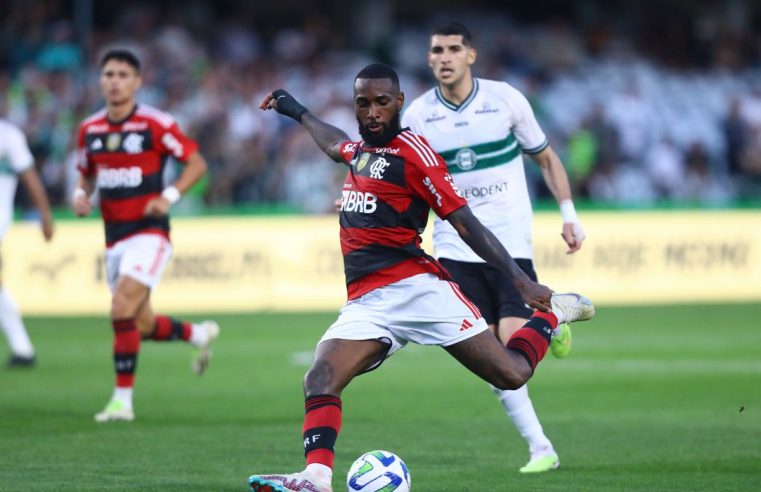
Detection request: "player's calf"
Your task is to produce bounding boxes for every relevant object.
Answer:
[507,293,595,373]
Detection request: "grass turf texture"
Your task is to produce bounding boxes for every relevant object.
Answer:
[1,304,759,491]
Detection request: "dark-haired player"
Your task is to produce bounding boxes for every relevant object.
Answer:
[402,22,587,472]
[247,63,594,492]
[73,49,219,422]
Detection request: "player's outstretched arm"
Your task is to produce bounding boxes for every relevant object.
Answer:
[530,146,586,254]
[19,167,53,241]
[446,205,552,311]
[259,89,350,163]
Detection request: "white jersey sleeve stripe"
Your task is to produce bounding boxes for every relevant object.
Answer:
[136,105,175,128]
[406,132,441,167]
[81,109,108,126]
[399,132,437,167]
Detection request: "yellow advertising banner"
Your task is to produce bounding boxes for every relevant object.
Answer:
[3,210,760,315]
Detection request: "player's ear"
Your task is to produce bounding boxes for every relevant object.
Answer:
[397,91,405,111]
[468,47,477,66]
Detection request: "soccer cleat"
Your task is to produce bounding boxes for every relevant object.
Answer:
[248,471,332,492]
[550,323,572,359]
[192,320,220,375]
[550,293,595,325]
[7,354,36,368]
[94,399,134,423]
[519,452,560,473]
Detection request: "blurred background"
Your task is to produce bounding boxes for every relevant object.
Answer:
[2,3,760,490]
[4,0,761,215]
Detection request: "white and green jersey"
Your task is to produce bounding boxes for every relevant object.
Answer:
[402,78,548,261]
[0,119,34,238]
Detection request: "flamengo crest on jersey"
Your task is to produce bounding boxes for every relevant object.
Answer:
[402,78,549,261]
[337,130,466,299]
[76,104,198,246]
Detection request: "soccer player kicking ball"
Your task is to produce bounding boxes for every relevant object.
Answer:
[247,63,594,492]
[72,49,219,423]
[401,22,587,473]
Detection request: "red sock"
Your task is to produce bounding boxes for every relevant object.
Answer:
[113,318,140,387]
[303,395,342,469]
[150,315,191,341]
[506,311,558,372]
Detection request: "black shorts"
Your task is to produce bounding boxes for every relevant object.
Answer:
[439,257,537,325]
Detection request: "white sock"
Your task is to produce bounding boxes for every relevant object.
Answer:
[0,289,35,357]
[305,463,333,484]
[113,387,134,408]
[491,384,554,457]
[189,323,208,347]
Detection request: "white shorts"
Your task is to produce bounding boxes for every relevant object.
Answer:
[319,273,489,370]
[105,233,173,292]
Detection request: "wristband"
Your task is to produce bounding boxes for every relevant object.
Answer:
[272,89,309,123]
[72,187,87,201]
[161,186,181,205]
[559,199,578,224]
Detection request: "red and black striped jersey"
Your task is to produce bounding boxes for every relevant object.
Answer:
[338,129,467,299]
[76,104,198,246]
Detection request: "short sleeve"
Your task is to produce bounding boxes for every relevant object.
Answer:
[76,124,95,176]
[338,140,360,165]
[156,122,199,162]
[506,85,548,155]
[403,135,466,218]
[6,125,34,173]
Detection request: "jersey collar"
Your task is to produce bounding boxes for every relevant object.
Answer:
[107,103,138,126]
[435,78,479,113]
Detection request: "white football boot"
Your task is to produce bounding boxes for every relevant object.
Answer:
[248,470,332,492]
[550,293,595,324]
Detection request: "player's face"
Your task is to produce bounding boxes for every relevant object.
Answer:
[354,78,404,147]
[428,34,477,87]
[100,60,141,106]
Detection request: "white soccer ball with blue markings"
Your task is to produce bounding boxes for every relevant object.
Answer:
[346,450,411,491]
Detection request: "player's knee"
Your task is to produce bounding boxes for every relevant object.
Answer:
[491,366,529,391]
[304,359,342,396]
[110,291,136,319]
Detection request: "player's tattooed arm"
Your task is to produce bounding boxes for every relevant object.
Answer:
[259,89,350,163]
[447,205,552,311]
[300,113,351,163]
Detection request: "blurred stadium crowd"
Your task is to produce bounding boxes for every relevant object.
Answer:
[2,1,761,214]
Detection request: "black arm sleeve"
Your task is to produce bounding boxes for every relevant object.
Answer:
[272,89,309,123]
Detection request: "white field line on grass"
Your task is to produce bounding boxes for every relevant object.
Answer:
[290,351,314,366]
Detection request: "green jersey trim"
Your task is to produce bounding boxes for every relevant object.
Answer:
[0,157,15,176]
[523,139,549,155]
[439,133,517,161]
[435,78,479,112]
[442,136,522,174]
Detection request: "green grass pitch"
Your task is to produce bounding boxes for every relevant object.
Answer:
[1,304,759,491]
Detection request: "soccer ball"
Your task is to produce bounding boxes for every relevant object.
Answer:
[346,450,411,491]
